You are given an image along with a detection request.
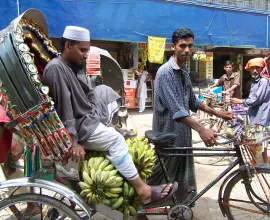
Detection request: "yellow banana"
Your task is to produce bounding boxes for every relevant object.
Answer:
[109,169,118,177]
[83,171,93,185]
[95,169,102,183]
[104,192,119,198]
[80,188,92,197]
[94,157,105,170]
[109,187,122,194]
[90,168,96,182]
[103,164,114,171]
[139,152,146,164]
[105,176,116,186]
[100,170,110,184]
[82,160,89,174]
[112,196,123,210]
[78,182,91,190]
[98,158,110,170]
[139,136,146,141]
[88,157,94,169]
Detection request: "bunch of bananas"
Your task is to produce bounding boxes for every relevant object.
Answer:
[119,182,141,220]
[79,155,124,205]
[126,136,156,180]
[78,135,156,218]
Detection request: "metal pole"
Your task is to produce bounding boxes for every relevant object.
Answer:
[17,0,20,16]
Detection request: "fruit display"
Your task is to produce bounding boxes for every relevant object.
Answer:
[78,136,156,219]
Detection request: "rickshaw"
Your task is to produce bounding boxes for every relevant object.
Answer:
[0,9,269,220]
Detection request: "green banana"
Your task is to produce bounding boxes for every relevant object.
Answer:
[78,182,91,190]
[128,187,135,197]
[123,182,129,197]
[112,196,124,210]
[128,205,137,216]
[123,207,130,220]
[102,199,111,206]
[83,171,93,185]
[109,198,119,204]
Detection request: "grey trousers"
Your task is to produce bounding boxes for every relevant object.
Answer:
[84,123,138,180]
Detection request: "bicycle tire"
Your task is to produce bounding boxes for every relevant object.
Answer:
[193,118,232,165]
[0,193,81,220]
[223,166,270,220]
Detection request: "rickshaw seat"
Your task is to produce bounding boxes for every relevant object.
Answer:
[145,130,177,144]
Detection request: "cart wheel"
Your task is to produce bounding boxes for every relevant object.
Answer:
[167,205,193,220]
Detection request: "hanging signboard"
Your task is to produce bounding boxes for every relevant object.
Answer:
[148,36,166,64]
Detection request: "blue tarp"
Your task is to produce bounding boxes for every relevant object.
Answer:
[1,0,270,47]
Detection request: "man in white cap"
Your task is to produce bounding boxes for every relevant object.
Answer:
[42,26,178,207]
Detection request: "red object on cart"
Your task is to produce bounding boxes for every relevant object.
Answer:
[0,105,12,163]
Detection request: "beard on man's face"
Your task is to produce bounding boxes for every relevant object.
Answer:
[70,60,86,72]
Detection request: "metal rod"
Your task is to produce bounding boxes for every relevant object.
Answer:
[156,153,178,204]
[159,153,237,157]
[161,147,236,151]
[188,159,240,206]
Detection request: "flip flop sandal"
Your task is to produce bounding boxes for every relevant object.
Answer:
[115,128,137,139]
[143,181,178,209]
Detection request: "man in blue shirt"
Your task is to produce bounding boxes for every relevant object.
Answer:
[145,28,233,210]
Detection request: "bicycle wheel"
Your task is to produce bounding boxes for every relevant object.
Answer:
[223,166,270,220]
[193,118,233,165]
[0,193,81,220]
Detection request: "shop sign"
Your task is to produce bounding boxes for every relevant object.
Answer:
[148,36,166,64]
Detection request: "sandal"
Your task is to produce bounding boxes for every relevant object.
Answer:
[115,128,137,139]
[143,181,178,208]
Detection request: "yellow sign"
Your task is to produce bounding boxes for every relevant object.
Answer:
[148,36,166,64]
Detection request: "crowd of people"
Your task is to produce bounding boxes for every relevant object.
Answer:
[0,25,269,219]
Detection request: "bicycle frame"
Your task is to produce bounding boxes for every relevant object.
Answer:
[139,143,248,216]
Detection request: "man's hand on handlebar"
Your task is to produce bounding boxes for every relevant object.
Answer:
[198,128,218,147]
[215,110,233,121]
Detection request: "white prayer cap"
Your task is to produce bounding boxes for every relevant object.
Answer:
[63,26,90,42]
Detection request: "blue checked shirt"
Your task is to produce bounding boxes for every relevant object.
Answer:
[153,57,202,147]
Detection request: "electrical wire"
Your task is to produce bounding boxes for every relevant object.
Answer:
[195,9,217,40]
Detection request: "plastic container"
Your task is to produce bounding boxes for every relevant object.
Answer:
[210,86,222,94]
